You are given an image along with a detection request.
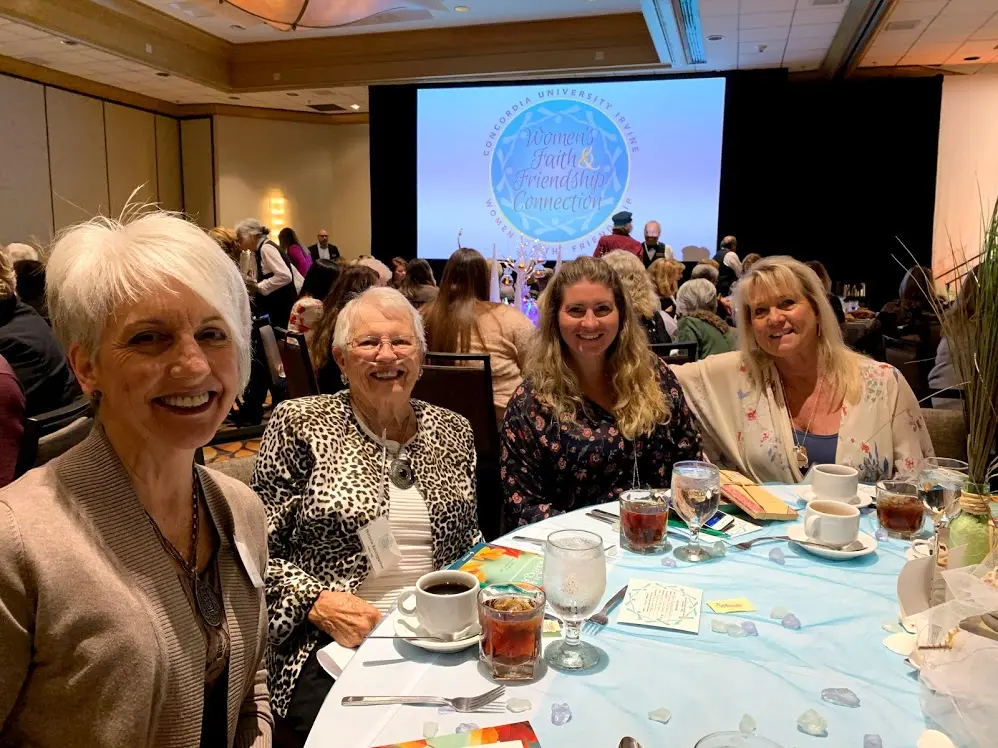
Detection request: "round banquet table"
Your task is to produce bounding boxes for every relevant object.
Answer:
[305,484,926,748]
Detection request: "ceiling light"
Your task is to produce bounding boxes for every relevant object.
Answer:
[61,40,79,46]
[219,1,443,30]
[286,92,299,97]
[229,95,241,100]
[350,104,361,110]
[230,24,245,30]
[156,72,171,77]
[706,34,724,42]
[964,55,980,61]
[454,4,470,10]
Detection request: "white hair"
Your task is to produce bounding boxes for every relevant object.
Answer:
[47,211,253,390]
[333,287,426,353]
[358,257,392,285]
[691,263,719,285]
[0,248,14,298]
[676,278,718,316]
[235,217,269,241]
[3,242,40,263]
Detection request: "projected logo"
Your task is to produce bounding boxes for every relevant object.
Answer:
[489,99,630,242]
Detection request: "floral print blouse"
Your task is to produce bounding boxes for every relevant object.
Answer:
[500,360,703,528]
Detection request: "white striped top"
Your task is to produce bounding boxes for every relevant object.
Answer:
[353,414,435,614]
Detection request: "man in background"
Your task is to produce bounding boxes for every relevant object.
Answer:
[308,229,340,262]
[641,220,673,267]
[714,235,742,296]
[594,211,643,260]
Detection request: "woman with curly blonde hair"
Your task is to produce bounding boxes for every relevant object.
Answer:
[602,250,673,342]
[500,257,703,528]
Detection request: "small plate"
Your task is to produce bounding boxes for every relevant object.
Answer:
[787,524,878,560]
[392,615,481,653]
[797,487,873,509]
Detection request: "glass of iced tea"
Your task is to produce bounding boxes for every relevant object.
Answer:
[876,480,924,539]
[478,583,545,681]
[619,489,670,554]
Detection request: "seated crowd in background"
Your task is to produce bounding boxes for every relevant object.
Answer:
[602,250,674,343]
[399,258,438,309]
[674,277,737,359]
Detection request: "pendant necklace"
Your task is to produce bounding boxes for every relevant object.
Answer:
[778,373,823,472]
[379,416,417,491]
[144,469,224,628]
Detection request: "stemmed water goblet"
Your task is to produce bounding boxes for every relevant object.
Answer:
[672,461,721,563]
[917,457,968,533]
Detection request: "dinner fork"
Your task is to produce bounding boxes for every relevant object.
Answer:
[734,535,852,551]
[342,685,505,713]
[584,585,628,631]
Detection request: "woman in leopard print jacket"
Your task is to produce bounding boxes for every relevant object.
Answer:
[252,288,483,738]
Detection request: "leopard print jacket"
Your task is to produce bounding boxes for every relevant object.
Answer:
[251,391,483,716]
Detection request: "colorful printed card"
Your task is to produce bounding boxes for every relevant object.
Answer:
[373,720,541,747]
[452,543,543,587]
[617,578,703,633]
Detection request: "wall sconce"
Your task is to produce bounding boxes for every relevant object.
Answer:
[268,193,287,230]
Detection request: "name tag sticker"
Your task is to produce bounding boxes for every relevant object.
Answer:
[357,515,402,577]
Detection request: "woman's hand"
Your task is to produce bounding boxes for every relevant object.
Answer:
[307,591,381,648]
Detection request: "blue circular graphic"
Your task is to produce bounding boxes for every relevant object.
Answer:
[489,99,630,242]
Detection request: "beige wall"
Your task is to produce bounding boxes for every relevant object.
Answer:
[181,118,216,229]
[934,75,998,284]
[0,73,183,247]
[214,116,371,259]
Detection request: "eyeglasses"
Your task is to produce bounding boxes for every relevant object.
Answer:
[349,335,418,357]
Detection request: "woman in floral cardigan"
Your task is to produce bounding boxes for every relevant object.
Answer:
[673,257,933,484]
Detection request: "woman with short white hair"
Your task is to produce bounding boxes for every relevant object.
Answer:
[252,286,482,738]
[236,218,300,328]
[674,278,737,360]
[673,256,933,483]
[0,212,273,746]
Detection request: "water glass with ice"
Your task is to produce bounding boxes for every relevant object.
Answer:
[542,529,606,671]
[672,461,721,563]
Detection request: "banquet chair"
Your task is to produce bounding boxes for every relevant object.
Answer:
[257,319,286,383]
[883,335,928,400]
[14,397,93,478]
[651,341,698,365]
[920,407,968,462]
[413,352,502,540]
[275,328,319,399]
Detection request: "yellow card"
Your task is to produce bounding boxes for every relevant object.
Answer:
[543,619,562,636]
[707,597,755,614]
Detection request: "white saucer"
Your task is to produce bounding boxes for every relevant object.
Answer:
[392,615,481,653]
[796,487,873,509]
[787,524,878,560]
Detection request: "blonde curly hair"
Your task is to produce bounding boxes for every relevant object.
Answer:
[528,256,669,440]
[648,258,684,299]
[601,250,659,319]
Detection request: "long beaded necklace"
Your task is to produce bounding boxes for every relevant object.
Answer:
[143,469,224,628]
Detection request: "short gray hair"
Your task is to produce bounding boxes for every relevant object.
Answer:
[235,217,269,242]
[691,263,719,285]
[333,287,426,353]
[3,243,40,263]
[358,257,392,285]
[47,211,253,390]
[676,278,718,316]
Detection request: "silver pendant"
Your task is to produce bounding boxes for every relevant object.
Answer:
[195,578,224,628]
[389,458,415,490]
[794,446,809,470]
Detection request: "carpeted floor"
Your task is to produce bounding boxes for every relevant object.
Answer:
[203,439,261,464]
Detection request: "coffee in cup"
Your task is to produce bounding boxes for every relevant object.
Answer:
[811,464,859,502]
[397,570,480,639]
[804,499,861,548]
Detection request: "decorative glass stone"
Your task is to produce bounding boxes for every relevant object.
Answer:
[875,528,888,542]
[771,606,791,619]
[506,698,532,713]
[727,623,747,638]
[437,705,455,715]
[782,613,802,630]
[422,722,438,739]
[711,619,731,633]
[648,708,672,724]
[739,714,757,733]
[864,734,884,748]
[711,540,727,557]
[455,723,479,733]
[661,557,677,568]
[769,548,786,565]
[821,687,860,708]
[882,622,900,633]
[796,708,828,737]
[741,621,759,636]
[551,703,572,726]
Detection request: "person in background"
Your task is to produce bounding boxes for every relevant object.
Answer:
[0,353,24,487]
[640,220,673,267]
[528,267,554,300]
[208,226,241,266]
[236,218,298,329]
[672,256,932,484]
[741,252,763,275]
[13,259,48,324]
[691,261,720,287]
[855,265,940,363]
[0,211,272,746]
[1,243,39,263]
[929,272,976,407]
[308,229,339,263]
[399,258,437,310]
[0,250,79,417]
[501,257,703,527]
[390,257,407,289]
[252,287,482,738]
[279,227,312,279]
[674,278,737,360]
[309,265,380,395]
[602,250,673,343]
[289,259,341,344]
[358,256,392,286]
[422,247,535,421]
[805,260,846,326]
[714,235,742,296]
[593,211,643,261]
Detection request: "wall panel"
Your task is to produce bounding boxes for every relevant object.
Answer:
[155,115,183,213]
[105,102,158,216]
[0,76,52,245]
[46,87,109,230]
[181,118,216,228]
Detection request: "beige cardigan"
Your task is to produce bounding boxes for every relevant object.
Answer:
[0,428,272,747]
[469,304,535,420]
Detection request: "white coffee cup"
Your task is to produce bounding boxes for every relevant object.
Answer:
[811,464,859,502]
[804,499,861,548]
[397,570,479,639]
